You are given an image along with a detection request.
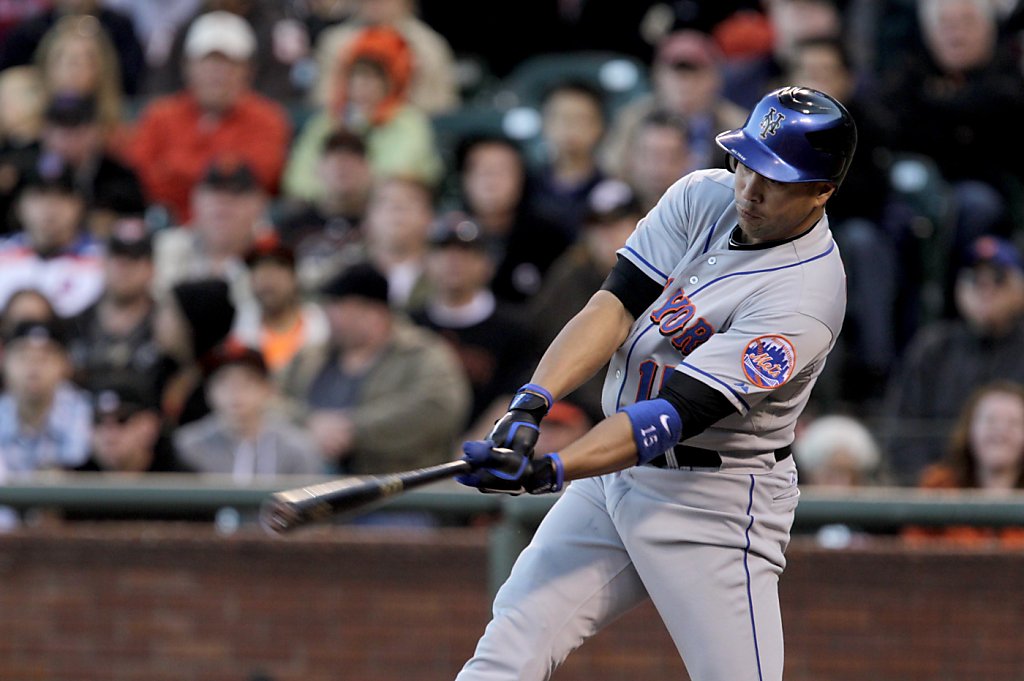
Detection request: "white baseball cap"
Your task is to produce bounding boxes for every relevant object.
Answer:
[184,11,257,62]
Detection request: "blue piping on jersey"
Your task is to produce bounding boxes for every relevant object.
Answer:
[614,324,659,409]
[613,242,834,410]
[624,246,668,280]
[679,361,750,411]
[744,475,765,681]
[701,220,719,254]
[689,242,835,299]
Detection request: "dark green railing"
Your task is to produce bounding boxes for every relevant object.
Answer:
[1,474,1023,593]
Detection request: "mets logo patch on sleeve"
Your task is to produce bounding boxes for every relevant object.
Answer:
[741,335,796,389]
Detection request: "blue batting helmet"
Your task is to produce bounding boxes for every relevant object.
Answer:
[715,86,857,185]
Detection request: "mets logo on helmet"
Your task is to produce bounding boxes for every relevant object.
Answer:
[759,107,785,139]
[741,335,796,389]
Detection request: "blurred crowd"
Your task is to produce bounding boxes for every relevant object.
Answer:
[1,0,1024,530]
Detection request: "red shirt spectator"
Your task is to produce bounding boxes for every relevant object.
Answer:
[129,11,289,223]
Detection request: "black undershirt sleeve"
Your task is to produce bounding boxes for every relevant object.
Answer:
[600,254,664,321]
[658,370,738,441]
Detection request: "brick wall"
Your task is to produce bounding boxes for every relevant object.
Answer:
[0,524,1021,681]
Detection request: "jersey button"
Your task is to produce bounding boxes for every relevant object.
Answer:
[708,257,717,265]
[689,276,699,284]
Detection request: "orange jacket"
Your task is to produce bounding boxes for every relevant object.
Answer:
[130,91,290,222]
[902,464,1024,548]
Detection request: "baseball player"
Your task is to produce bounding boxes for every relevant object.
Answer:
[454,86,857,681]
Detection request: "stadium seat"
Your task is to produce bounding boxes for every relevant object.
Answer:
[476,51,650,115]
[887,152,954,323]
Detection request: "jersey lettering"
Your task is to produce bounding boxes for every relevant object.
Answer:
[671,318,714,355]
[635,361,677,402]
[650,286,716,359]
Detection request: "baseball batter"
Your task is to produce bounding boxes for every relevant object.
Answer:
[454,86,857,681]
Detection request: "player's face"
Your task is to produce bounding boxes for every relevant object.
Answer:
[732,161,833,244]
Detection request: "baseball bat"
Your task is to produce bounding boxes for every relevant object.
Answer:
[260,459,473,534]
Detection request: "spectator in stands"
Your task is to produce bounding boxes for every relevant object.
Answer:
[0,320,92,472]
[886,236,1024,484]
[0,154,104,317]
[102,0,202,73]
[881,0,1024,280]
[0,289,56,340]
[904,381,1024,545]
[154,278,236,427]
[363,176,435,311]
[0,66,45,232]
[33,14,127,142]
[283,25,442,199]
[130,11,290,223]
[275,129,371,250]
[622,110,696,213]
[793,415,883,486]
[281,262,469,473]
[314,0,459,114]
[152,158,269,318]
[603,30,747,177]
[721,0,842,109]
[175,344,323,479]
[456,135,569,304]
[76,383,188,473]
[144,0,309,102]
[527,80,606,240]
[787,36,899,407]
[234,237,329,377]
[67,219,160,400]
[39,94,144,238]
[0,0,144,96]
[527,179,643,422]
[411,212,533,427]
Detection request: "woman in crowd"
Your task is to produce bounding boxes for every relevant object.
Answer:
[33,14,125,145]
[905,381,1024,545]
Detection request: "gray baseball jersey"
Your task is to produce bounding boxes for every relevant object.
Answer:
[456,168,846,681]
[605,168,845,470]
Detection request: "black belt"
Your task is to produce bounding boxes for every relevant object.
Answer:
[647,444,792,469]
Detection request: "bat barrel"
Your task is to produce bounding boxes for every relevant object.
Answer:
[260,459,473,534]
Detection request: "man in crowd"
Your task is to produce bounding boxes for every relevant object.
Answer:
[68,218,161,398]
[152,157,269,319]
[234,237,329,378]
[0,154,104,317]
[887,236,1024,484]
[412,212,533,428]
[77,383,187,473]
[623,110,697,212]
[604,30,746,176]
[175,344,323,480]
[40,94,145,238]
[0,320,92,472]
[275,129,372,251]
[281,262,470,473]
[130,10,290,223]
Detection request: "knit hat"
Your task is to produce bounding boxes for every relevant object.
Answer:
[319,262,389,304]
[333,25,413,125]
[170,279,236,359]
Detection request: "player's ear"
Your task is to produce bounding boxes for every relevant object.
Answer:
[814,182,836,206]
